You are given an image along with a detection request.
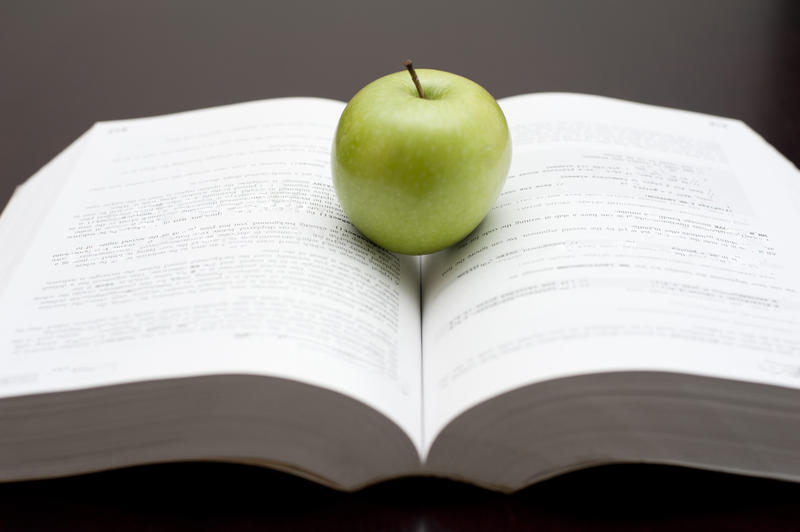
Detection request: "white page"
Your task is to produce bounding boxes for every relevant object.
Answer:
[421,93,800,447]
[0,98,422,448]
[0,131,91,297]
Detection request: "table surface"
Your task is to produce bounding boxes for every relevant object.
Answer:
[1,1,799,529]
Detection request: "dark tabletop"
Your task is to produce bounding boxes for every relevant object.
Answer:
[1,0,800,530]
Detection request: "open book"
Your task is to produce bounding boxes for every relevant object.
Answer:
[1,93,799,492]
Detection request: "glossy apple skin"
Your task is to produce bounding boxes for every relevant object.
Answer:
[332,69,511,255]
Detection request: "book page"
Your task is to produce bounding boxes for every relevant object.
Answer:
[0,98,422,447]
[421,93,800,446]
[0,131,91,297]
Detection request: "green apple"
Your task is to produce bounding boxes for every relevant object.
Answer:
[332,64,511,255]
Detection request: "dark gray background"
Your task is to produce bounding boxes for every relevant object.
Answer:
[1,0,799,530]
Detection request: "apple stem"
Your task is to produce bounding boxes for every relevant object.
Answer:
[403,59,426,99]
